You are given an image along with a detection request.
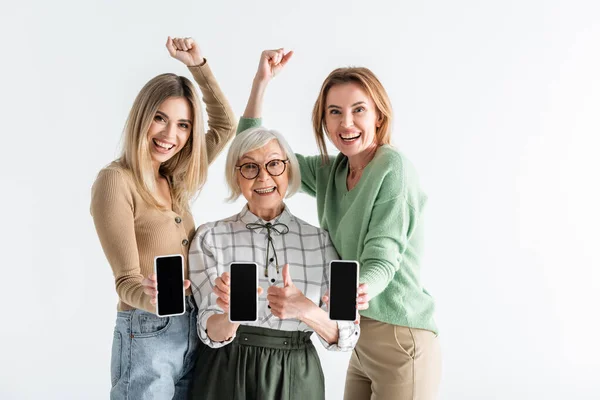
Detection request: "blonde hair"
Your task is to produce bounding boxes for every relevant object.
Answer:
[225,127,301,201]
[118,73,208,213]
[312,67,393,162]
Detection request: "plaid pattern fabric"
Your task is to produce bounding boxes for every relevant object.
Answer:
[189,205,359,351]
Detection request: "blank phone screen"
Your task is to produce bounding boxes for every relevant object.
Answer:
[329,261,358,321]
[155,255,185,316]
[229,263,257,322]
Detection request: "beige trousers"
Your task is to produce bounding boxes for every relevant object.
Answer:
[344,317,442,400]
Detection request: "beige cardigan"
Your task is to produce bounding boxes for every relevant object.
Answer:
[91,62,235,312]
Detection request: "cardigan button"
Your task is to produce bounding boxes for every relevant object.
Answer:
[182,239,189,246]
[175,217,182,224]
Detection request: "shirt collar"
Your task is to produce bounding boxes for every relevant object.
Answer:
[238,204,293,234]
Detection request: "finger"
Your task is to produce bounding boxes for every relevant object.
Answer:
[216,298,229,311]
[267,295,281,306]
[275,48,286,64]
[180,37,190,51]
[184,37,194,50]
[280,50,294,68]
[269,308,280,318]
[266,50,282,64]
[166,36,177,57]
[143,286,157,297]
[221,272,230,285]
[213,286,229,302]
[183,279,191,290]
[357,294,369,304]
[357,299,369,310]
[215,277,230,294]
[358,283,368,295]
[321,295,329,304]
[171,37,180,50]
[174,37,185,51]
[150,297,157,305]
[262,49,279,59]
[267,286,283,296]
[282,264,293,287]
[257,287,264,295]
[142,276,157,289]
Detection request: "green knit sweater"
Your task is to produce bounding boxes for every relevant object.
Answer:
[238,118,437,333]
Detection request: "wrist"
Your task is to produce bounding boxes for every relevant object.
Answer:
[252,76,270,91]
[298,298,319,322]
[188,57,206,67]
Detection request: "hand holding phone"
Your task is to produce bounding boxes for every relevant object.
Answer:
[154,254,186,317]
[228,262,259,323]
[328,260,360,321]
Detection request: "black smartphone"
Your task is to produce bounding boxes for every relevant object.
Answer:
[229,262,258,323]
[154,254,185,317]
[329,260,360,321]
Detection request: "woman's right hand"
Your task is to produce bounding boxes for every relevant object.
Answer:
[213,272,263,313]
[254,49,294,83]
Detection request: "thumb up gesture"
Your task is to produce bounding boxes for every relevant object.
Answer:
[267,264,311,320]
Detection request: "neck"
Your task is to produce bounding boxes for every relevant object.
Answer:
[348,143,379,172]
[248,203,285,222]
[152,161,162,181]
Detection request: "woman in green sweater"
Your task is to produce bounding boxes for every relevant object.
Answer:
[237,49,441,400]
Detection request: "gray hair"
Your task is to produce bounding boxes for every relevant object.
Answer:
[225,127,301,201]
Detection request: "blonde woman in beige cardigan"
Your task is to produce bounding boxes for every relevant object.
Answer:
[90,37,236,400]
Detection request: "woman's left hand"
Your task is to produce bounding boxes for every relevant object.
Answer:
[166,36,205,67]
[267,264,313,320]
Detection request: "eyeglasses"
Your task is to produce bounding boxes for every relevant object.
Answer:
[236,159,289,180]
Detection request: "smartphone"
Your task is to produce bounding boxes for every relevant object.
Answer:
[328,260,360,321]
[154,254,186,317]
[228,262,258,323]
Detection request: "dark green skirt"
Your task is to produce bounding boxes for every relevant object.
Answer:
[190,325,325,400]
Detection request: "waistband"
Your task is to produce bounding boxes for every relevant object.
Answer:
[234,325,313,350]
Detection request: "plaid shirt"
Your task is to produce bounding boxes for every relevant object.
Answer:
[189,205,359,351]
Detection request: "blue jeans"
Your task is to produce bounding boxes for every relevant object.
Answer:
[110,296,202,400]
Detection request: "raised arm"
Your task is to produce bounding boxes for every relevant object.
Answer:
[242,48,293,119]
[236,49,329,196]
[167,36,236,164]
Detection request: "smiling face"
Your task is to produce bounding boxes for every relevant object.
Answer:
[146,96,193,168]
[323,82,382,158]
[237,139,289,221]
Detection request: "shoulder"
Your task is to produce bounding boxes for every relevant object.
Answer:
[193,212,243,244]
[371,145,413,173]
[93,162,133,189]
[91,162,137,202]
[369,146,421,201]
[289,213,332,241]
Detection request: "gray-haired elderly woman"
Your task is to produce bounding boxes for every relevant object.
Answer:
[187,127,368,400]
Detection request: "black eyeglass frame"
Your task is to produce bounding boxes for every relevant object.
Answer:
[235,159,290,180]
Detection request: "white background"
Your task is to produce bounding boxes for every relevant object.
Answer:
[1,0,599,399]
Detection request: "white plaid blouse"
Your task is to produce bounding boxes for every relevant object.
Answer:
[189,205,360,351]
